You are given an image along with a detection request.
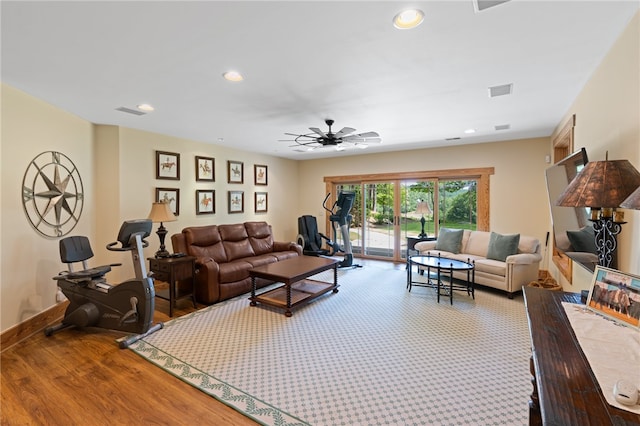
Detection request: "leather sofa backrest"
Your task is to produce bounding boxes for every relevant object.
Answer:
[183,225,228,263]
[219,223,256,261]
[245,221,274,255]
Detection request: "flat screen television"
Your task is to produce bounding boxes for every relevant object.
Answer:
[545,147,601,272]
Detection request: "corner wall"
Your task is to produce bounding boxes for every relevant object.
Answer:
[551,11,640,291]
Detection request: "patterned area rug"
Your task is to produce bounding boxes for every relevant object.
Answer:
[130,263,531,425]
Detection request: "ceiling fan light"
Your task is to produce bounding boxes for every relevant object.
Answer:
[393,9,424,29]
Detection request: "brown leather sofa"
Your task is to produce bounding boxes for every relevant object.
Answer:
[171,221,302,304]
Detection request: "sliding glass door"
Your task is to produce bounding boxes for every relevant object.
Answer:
[328,170,488,263]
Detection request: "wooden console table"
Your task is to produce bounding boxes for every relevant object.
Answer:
[523,286,640,425]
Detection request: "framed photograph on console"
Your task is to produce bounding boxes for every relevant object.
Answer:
[228,190,244,213]
[255,192,268,213]
[196,156,214,181]
[196,190,215,215]
[586,266,640,329]
[227,160,244,184]
[156,187,180,216]
[156,151,180,180]
[254,164,268,185]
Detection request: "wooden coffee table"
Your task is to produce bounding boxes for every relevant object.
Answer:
[249,256,339,316]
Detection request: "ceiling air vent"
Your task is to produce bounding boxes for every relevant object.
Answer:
[488,83,513,98]
[115,106,146,116]
[474,0,511,12]
[445,137,461,141]
[495,124,510,131]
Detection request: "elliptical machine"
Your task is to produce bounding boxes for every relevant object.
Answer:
[45,219,163,349]
[298,191,359,268]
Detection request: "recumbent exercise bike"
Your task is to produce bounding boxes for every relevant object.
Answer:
[45,219,162,348]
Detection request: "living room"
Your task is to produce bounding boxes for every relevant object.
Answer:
[1,2,639,424]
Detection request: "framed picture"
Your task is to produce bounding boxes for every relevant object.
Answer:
[254,164,268,185]
[586,266,640,329]
[196,190,215,215]
[228,190,244,213]
[156,187,180,216]
[254,192,268,213]
[156,151,180,180]
[196,156,214,181]
[227,160,244,184]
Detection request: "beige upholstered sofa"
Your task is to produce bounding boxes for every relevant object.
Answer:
[414,229,542,299]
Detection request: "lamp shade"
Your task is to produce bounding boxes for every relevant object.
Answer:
[556,159,640,208]
[147,201,177,223]
[620,186,640,210]
[416,202,432,215]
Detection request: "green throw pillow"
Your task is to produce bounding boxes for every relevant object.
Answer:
[486,232,520,262]
[435,228,464,254]
[566,226,597,254]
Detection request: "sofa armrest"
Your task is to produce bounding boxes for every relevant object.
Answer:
[193,257,221,304]
[414,241,437,252]
[506,253,542,265]
[273,241,303,256]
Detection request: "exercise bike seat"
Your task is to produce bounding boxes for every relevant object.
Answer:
[56,236,120,281]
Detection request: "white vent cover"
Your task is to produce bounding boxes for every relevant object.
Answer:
[474,0,511,12]
[488,83,513,98]
[115,106,146,116]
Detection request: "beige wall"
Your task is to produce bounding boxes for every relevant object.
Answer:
[1,84,96,330]
[0,84,299,331]
[551,11,640,292]
[297,139,551,243]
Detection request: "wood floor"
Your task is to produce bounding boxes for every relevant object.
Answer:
[1,258,402,425]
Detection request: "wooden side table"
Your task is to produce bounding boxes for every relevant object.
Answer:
[148,256,197,317]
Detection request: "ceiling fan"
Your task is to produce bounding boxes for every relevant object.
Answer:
[281,119,382,151]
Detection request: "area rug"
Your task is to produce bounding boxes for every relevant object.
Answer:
[129,263,532,425]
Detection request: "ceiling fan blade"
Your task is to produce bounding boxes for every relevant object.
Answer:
[309,127,327,138]
[333,127,356,138]
[356,131,380,138]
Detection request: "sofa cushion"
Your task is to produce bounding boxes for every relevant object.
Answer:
[218,260,253,283]
[435,228,464,254]
[566,226,596,253]
[474,258,507,277]
[220,224,256,261]
[487,232,520,262]
[245,221,275,255]
[183,226,227,263]
[465,231,490,257]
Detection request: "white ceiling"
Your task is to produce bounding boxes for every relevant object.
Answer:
[2,1,638,160]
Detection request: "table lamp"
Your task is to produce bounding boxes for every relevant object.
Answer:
[416,201,432,238]
[147,201,177,258]
[556,154,640,268]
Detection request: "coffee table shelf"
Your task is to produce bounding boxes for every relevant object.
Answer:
[249,256,339,317]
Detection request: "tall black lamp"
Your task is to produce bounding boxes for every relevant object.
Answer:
[416,201,432,238]
[147,201,177,258]
[556,154,640,268]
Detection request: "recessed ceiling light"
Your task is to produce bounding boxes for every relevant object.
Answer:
[393,9,424,29]
[137,103,155,112]
[223,71,244,82]
[464,128,476,134]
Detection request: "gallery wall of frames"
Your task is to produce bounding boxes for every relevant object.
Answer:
[155,150,268,216]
